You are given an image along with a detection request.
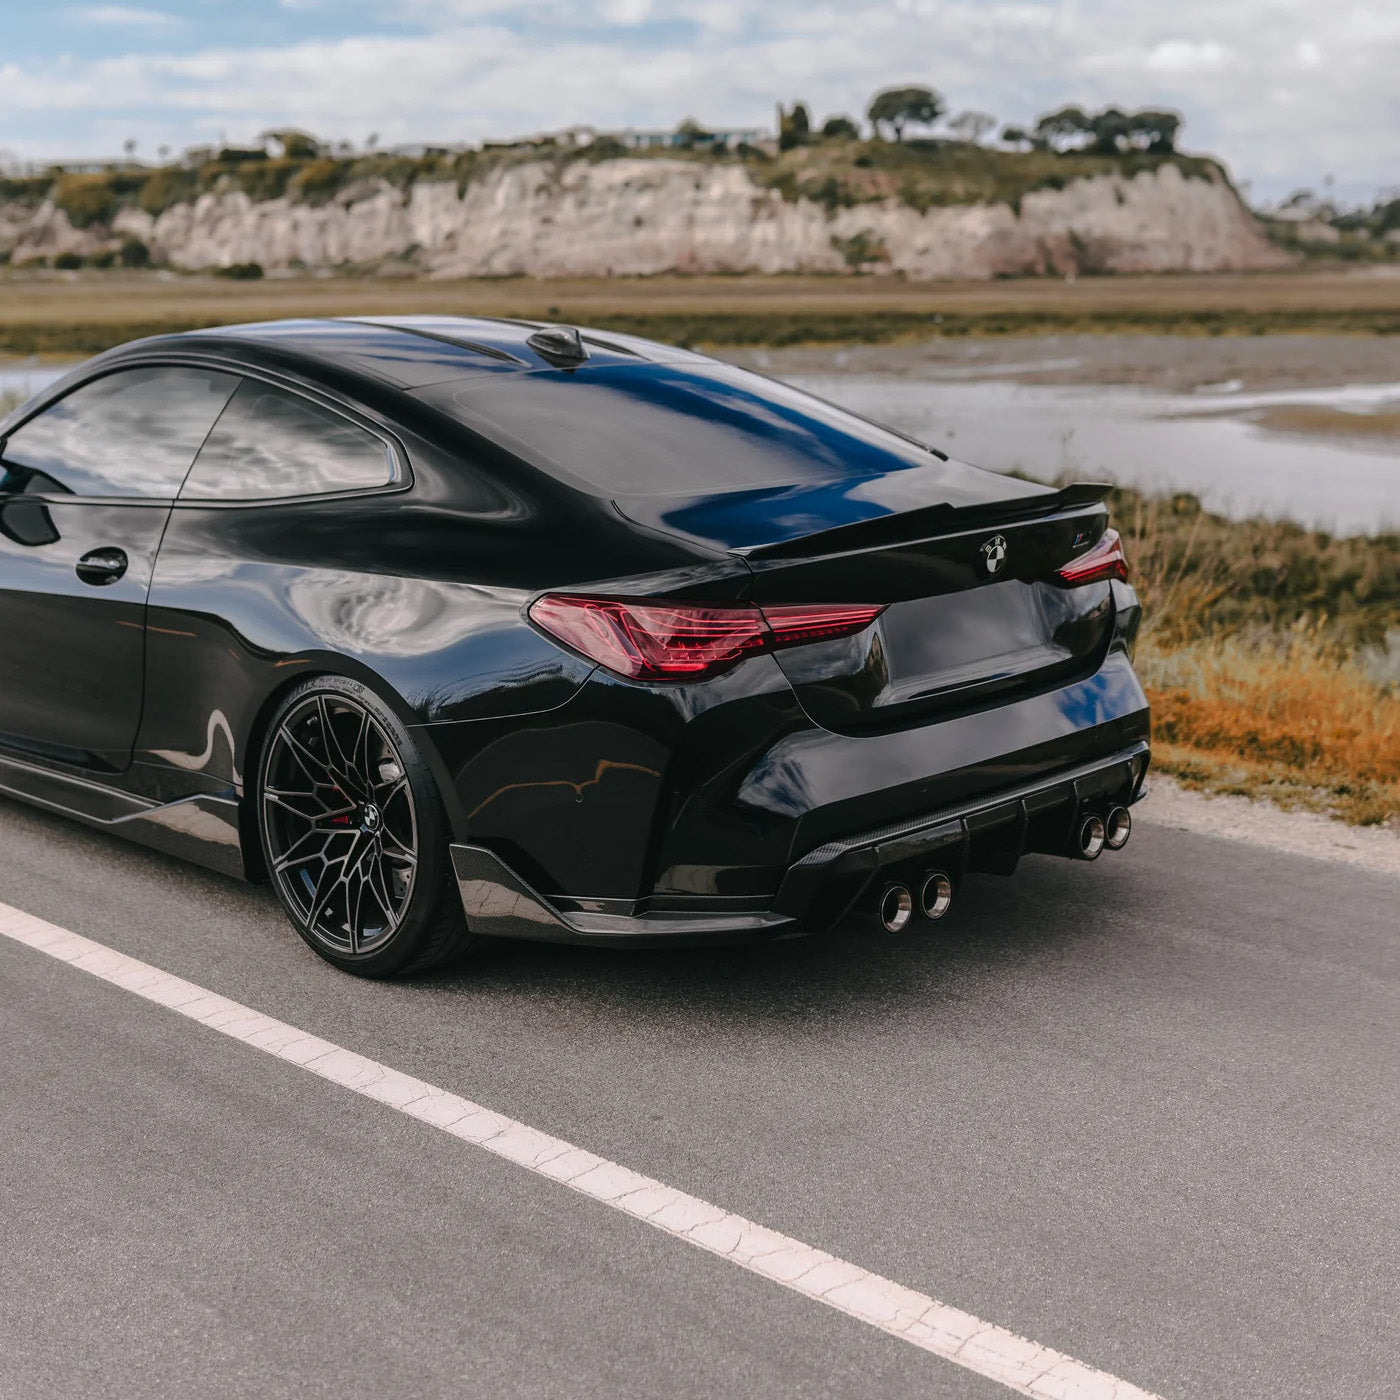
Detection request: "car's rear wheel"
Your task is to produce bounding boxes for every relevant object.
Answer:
[257,676,478,977]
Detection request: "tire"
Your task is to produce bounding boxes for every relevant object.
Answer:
[256,675,479,977]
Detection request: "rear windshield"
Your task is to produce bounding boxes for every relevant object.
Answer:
[417,363,939,496]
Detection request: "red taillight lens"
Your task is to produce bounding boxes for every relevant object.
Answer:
[528,597,767,680]
[762,603,885,648]
[1054,528,1129,586]
[528,596,883,680]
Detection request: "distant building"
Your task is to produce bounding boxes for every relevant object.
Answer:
[604,125,768,150]
[480,122,770,154]
[19,158,133,174]
[384,142,473,159]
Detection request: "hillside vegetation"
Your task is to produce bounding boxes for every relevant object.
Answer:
[754,139,1218,215]
[0,139,1221,235]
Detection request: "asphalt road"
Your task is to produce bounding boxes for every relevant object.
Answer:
[1,793,1396,1400]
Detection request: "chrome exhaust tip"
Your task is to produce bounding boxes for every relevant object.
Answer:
[1077,814,1106,861]
[1105,806,1132,851]
[919,871,954,921]
[879,884,914,935]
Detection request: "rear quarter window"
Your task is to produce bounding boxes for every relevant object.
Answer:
[180,379,394,501]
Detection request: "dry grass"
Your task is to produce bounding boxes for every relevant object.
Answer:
[1120,491,1400,826]
[1138,632,1400,825]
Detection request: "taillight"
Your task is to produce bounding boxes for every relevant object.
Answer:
[528,595,883,681]
[762,602,885,647]
[1054,528,1129,586]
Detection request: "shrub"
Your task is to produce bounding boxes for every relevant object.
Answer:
[1140,632,1400,825]
[89,249,115,268]
[119,237,151,267]
[52,174,118,228]
[52,250,83,269]
[138,167,197,216]
[830,230,890,268]
[214,261,264,279]
[290,158,345,205]
[0,176,52,206]
[232,158,298,203]
[821,115,862,140]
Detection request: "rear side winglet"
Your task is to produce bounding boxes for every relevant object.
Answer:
[449,845,795,947]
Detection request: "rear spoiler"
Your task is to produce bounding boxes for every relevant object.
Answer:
[738,482,1113,562]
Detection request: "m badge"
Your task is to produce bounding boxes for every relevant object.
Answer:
[980,535,1008,575]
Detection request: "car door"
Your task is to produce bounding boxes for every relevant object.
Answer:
[0,363,238,770]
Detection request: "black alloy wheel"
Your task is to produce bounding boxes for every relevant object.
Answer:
[258,676,476,976]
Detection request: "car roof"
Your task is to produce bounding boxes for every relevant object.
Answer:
[170,315,709,389]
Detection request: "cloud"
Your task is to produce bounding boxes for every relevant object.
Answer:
[7,1,1399,202]
[68,5,181,27]
[1144,40,1231,74]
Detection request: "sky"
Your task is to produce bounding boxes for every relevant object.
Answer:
[0,0,1395,207]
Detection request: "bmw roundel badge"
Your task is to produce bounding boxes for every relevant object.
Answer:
[981,535,1008,575]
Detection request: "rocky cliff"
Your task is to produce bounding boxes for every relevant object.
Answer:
[2,156,1288,279]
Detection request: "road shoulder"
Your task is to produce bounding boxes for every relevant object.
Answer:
[1138,776,1400,879]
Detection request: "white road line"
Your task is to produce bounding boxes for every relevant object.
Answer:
[0,900,1165,1400]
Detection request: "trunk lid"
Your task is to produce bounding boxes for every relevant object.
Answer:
[615,472,1117,735]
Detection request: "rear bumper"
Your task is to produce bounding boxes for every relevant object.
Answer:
[451,739,1148,946]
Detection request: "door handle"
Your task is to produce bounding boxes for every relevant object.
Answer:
[76,547,128,586]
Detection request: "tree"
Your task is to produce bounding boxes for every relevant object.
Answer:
[260,128,323,160]
[867,86,944,142]
[1126,110,1180,153]
[947,110,995,145]
[122,138,137,161]
[821,114,861,140]
[777,102,812,151]
[1033,105,1093,152]
[1031,104,1183,157]
[675,117,715,150]
[1088,107,1131,154]
[999,125,1035,151]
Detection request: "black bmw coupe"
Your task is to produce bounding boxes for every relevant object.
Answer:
[0,316,1149,975]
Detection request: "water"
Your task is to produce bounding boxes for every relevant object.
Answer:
[785,374,1400,537]
[0,361,70,414]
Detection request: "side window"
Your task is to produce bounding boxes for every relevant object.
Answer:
[180,379,394,501]
[1,366,239,499]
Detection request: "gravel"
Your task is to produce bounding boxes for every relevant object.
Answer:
[1138,777,1400,879]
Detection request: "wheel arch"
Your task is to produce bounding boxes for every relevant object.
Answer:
[237,656,468,884]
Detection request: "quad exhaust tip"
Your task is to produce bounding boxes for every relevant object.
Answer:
[919,871,954,921]
[1105,806,1132,851]
[879,884,914,935]
[1078,813,1106,861]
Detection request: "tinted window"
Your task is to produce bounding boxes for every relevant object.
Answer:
[1,366,238,498]
[181,380,393,501]
[423,363,940,497]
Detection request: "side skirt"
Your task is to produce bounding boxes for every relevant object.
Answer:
[0,752,246,880]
